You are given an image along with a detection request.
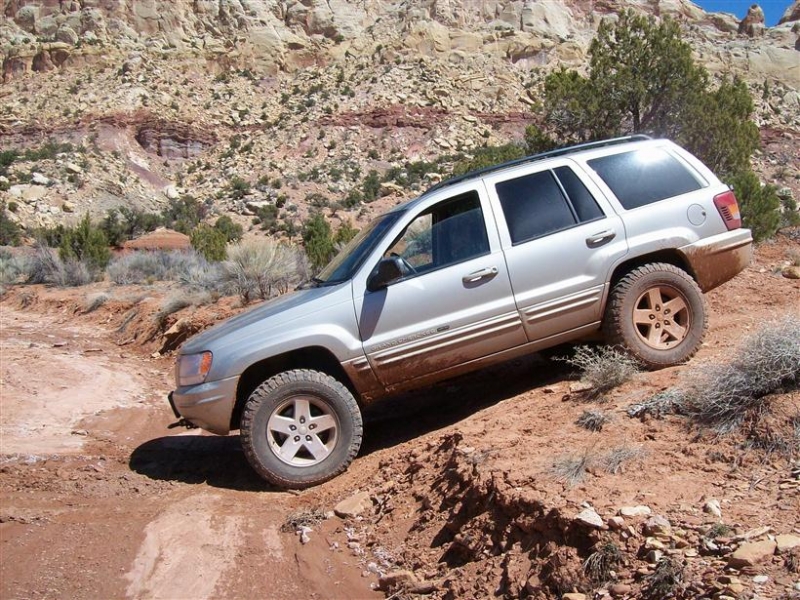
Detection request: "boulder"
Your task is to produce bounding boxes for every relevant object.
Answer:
[738,4,766,37]
[334,491,372,518]
[776,534,800,552]
[574,507,604,529]
[728,539,776,568]
[55,26,79,46]
[619,505,651,517]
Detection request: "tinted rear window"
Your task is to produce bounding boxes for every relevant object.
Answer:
[496,171,576,244]
[588,148,702,210]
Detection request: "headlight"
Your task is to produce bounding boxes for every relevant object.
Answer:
[176,352,213,387]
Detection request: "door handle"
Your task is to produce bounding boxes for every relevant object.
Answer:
[586,230,616,248]
[463,266,498,284]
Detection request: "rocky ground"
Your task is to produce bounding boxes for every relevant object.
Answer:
[1,231,798,600]
[2,1,799,240]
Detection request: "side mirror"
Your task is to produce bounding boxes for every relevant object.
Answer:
[367,257,404,292]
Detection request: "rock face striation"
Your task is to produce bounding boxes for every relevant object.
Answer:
[0,1,798,232]
[2,1,798,81]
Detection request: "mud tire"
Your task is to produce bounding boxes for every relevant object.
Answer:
[240,369,362,489]
[603,263,706,369]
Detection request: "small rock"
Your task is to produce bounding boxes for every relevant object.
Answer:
[724,581,745,594]
[619,505,651,517]
[644,537,666,550]
[607,516,626,530]
[298,526,311,545]
[378,570,418,591]
[728,540,777,569]
[776,533,800,552]
[703,499,722,517]
[562,594,587,600]
[782,266,800,279]
[62,201,75,213]
[569,381,593,393]
[646,549,663,563]
[334,491,372,518]
[163,185,181,200]
[609,583,632,597]
[752,575,768,584]
[32,172,50,186]
[643,515,672,537]
[574,507,604,529]
[65,162,82,174]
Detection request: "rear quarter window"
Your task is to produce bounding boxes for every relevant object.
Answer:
[588,148,703,210]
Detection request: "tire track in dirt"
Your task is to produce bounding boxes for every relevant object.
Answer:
[124,493,242,600]
[0,307,151,455]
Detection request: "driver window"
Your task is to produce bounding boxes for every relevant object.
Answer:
[385,191,489,274]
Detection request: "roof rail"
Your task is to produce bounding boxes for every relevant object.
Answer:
[426,134,652,194]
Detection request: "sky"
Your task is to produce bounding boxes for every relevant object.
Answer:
[693,0,790,27]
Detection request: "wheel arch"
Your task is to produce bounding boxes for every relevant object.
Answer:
[231,347,358,431]
[608,250,696,291]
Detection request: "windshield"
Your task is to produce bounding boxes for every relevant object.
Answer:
[315,212,403,284]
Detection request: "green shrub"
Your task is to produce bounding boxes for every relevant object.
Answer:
[302,213,335,272]
[0,201,21,246]
[162,195,208,234]
[190,224,227,262]
[452,144,525,176]
[58,214,110,272]
[213,215,243,242]
[538,10,761,196]
[228,176,251,200]
[726,170,781,242]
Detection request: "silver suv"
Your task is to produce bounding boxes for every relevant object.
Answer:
[169,136,752,488]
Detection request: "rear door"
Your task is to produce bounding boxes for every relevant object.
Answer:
[353,187,527,388]
[485,159,628,342]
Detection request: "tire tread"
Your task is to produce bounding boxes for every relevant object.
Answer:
[240,369,362,489]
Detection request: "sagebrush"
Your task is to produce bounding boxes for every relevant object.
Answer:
[682,315,800,433]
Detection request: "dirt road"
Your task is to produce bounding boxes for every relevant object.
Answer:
[0,306,380,599]
[1,234,799,599]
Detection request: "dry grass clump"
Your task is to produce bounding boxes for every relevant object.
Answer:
[597,445,646,474]
[565,345,639,399]
[642,556,684,599]
[551,444,645,485]
[682,316,800,433]
[583,540,622,584]
[551,450,593,486]
[280,509,327,533]
[576,409,611,432]
[215,240,307,305]
[82,292,110,314]
[107,250,214,285]
[627,389,686,420]
[17,245,93,287]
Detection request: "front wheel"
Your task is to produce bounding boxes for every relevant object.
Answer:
[603,263,706,369]
[240,369,363,488]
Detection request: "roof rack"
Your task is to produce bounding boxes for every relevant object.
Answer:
[425,134,652,194]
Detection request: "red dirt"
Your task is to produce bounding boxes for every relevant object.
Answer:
[1,233,798,599]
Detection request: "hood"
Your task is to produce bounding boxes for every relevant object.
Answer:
[179,282,352,354]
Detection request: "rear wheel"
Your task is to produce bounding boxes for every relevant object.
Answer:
[603,263,706,369]
[240,369,362,488]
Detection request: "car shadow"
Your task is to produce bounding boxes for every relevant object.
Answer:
[129,353,573,490]
[129,433,274,492]
[360,353,571,454]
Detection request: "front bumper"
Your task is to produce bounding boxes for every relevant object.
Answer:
[169,375,240,435]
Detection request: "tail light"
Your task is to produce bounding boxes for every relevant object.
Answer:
[713,190,742,230]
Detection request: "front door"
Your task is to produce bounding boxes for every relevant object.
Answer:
[354,189,526,388]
